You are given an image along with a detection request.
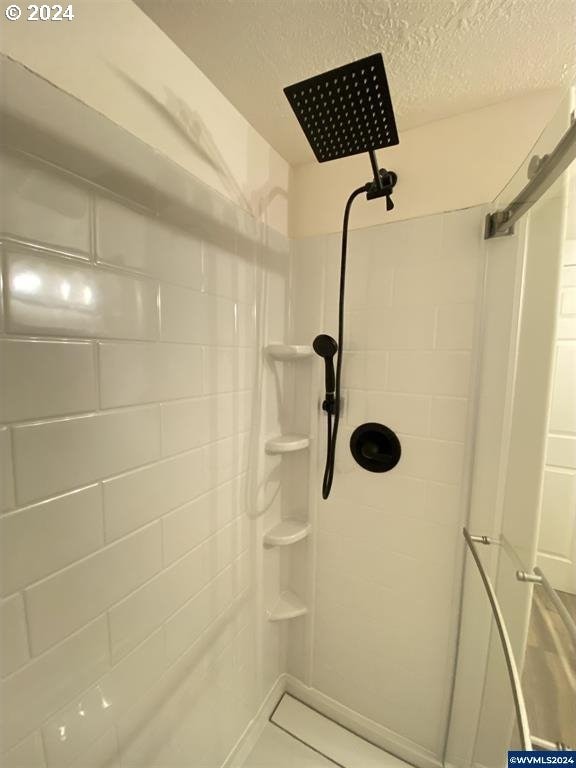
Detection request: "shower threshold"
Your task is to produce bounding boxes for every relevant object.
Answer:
[243,693,411,768]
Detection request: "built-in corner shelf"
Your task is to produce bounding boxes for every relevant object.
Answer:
[267,590,308,622]
[265,344,313,361]
[265,435,310,454]
[264,520,311,547]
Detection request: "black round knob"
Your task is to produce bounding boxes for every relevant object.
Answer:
[350,423,401,473]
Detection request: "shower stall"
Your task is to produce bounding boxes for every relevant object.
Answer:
[1,13,575,768]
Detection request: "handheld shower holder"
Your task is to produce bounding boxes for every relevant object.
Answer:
[365,149,397,208]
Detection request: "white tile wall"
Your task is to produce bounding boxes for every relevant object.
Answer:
[0,148,288,768]
[0,339,97,422]
[12,407,161,505]
[98,342,203,408]
[1,485,104,595]
[5,251,159,341]
[1,153,91,258]
[1,594,30,677]
[290,206,485,757]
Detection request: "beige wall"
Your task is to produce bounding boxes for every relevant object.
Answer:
[290,90,563,238]
[0,0,290,236]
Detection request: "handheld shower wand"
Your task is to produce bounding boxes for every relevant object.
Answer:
[284,53,399,499]
[313,334,338,413]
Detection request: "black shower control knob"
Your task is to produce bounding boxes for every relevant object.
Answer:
[350,423,401,473]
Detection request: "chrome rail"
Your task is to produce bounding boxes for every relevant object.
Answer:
[485,116,576,238]
[531,735,574,751]
[517,567,576,650]
[463,527,532,750]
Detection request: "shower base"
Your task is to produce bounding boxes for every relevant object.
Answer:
[242,694,410,767]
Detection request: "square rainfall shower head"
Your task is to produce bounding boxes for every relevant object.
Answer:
[284,53,399,164]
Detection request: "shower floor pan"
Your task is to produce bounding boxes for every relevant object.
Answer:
[243,694,410,768]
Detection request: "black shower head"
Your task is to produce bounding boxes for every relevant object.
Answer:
[313,334,338,359]
[283,53,399,164]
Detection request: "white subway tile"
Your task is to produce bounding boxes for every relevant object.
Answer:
[364,352,388,390]
[355,391,431,436]
[208,519,248,573]
[0,152,90,257]
[0,594,29,677]
[203,347,256,394]
[161,393,251,457]
[5,251,159,340]
[364,306,436,350]
[12,407,160,505]
[0,340,97,423]
[561,286,576,314]
[164,580,213,664]
[208,295,237,347]
[549,346,576,433]
[42,631,164,767]
[24,523,161,655]
[345,388,366,426]
[69,728,120,768]
[2,732,46,768]
[159,284,208,344]
[425,481,462,525]
[393,258,479,307]
[109,544,209,661]
[204,434,249,488]
[1,426,16,512]
[164,565,237,664]
[556,314,576,340]
[430,397,468,442]
[1,485,103,596]
[332,470,427,515]
[236,301,256,347]
[387,351,471,396]
[161,285,240,347]
[102,448,207,541]
[95,197,203,290]
[291,237,327,341]
[340,352,367,390]
[263,249,289,342]
[366,260,394,308]
[397,436,465,484]
[70,727,121,768]
[162,476,245,565]
[204,242,254,303]
[99,342,203,408]
[0,617,109,750]
[539,469,576,557]
[441,207,485,259]
[342,243,370,310]
[435,304,476,349]
[370,214,443,266]
[547,435,576,469]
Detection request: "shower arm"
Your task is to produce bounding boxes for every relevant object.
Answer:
[366,149,397,208]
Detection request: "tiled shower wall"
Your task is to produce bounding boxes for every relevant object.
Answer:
[289,207,486,759]
[0,149,288,767]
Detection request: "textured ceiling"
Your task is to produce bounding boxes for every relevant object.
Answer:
[135,0,576,164]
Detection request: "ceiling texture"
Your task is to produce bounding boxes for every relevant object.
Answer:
[135,0,576,165]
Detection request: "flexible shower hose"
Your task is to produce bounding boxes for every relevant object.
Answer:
[321,183,369,499]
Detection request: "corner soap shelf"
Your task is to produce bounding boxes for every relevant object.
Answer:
[264,520,311,547]
[267,590,308,622]
[265,435,310,454]
[266,344,313,361]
